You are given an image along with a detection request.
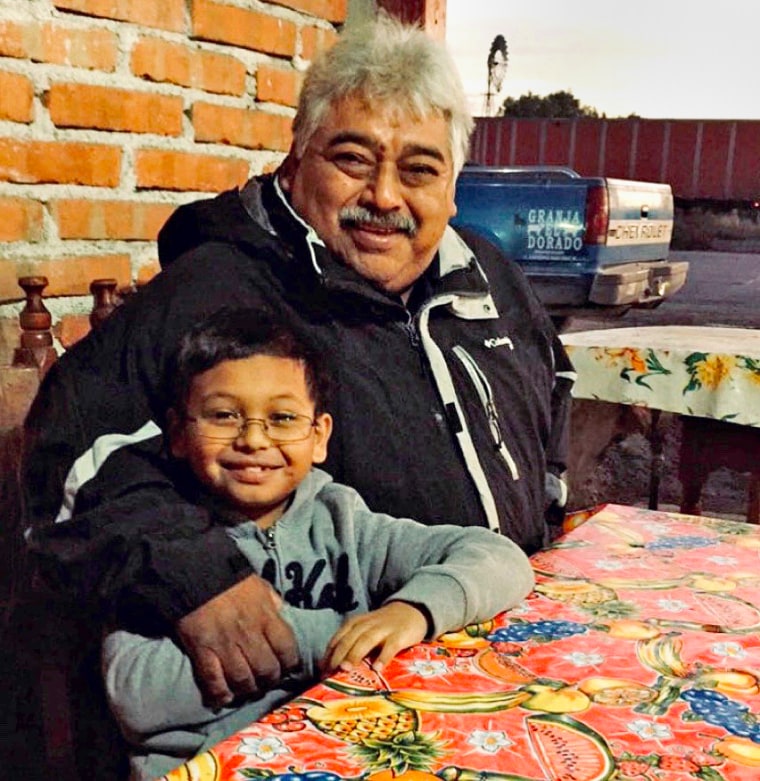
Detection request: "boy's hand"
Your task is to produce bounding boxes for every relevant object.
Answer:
[322,601,428,674]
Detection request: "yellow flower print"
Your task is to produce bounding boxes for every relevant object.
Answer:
[684,352,736,393]
[740,356,760,386]
[598,347,647,374]
[694,355,735,390]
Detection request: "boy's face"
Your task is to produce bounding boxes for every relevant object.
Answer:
[169,355,332,528]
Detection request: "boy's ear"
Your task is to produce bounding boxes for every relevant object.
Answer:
[166,408,186,459]
[310,412,333,465]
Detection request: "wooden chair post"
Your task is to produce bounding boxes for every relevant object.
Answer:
[13,276,57,378]
[89,278,118,330]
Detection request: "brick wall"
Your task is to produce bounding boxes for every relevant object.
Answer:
[0,0,347,359]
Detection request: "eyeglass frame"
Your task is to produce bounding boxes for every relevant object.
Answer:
[183,411,318,444]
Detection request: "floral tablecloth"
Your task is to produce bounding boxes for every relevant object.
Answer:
[162,504,760,781]
[560,326,760,427]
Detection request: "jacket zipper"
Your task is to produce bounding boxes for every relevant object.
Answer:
[453,345,519,481]
[401,316,428,377]
[264,525,277,550]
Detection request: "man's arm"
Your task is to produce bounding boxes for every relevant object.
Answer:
[21,250,300,705]
[103,602,342,737]
[545,330,576,523]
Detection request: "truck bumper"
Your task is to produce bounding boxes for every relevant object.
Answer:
[588,260,689,306]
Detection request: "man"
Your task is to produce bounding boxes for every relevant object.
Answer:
[23,12,574,711]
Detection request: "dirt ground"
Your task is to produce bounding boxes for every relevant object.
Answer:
[566,411,752,521]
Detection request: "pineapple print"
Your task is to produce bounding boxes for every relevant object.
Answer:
[305,687,529,774]
[536,579,617,606]
[306,697,418,743]
[306,697,444,775]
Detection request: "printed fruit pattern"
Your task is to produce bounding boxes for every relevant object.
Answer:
[164,510,760,781]
[260,704,309,731]
[615,749,725,779]
[305,696,443,776]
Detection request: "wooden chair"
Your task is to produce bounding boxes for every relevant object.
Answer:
[1,277,129,780]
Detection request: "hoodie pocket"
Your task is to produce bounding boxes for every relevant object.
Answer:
[453,345,519,481]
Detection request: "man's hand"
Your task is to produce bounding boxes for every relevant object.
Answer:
[321,601,428,674]
[176,574,299,708]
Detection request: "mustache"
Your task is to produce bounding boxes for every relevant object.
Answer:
[339,206,418,237]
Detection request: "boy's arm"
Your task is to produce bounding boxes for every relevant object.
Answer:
[320,489,535,672]
[349,492,535,637]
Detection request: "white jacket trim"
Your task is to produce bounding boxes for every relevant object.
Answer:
[52,420,163,524]
[417,295,501,533]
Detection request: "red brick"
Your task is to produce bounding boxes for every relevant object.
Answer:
[301,24,339,62]
[0,255,131,302]
[266,0,346,24]
[48,84,183,136]
[131,37,246,96]
[192,0,296,57]
[256,64,301,108]
[0,20,117,69]
[52,199,176,240]
[18,22,119,70]
[55,314,92,350]
[135,149,249,192]
[136,259,160,285]
[0,72,34,123]
[33,256,130,297]
[0,21,25,59]
[53,0,185,33]
[193,103,293,152]
[0,139,121,187]
[0,199,44,243]
[0,262,19,304]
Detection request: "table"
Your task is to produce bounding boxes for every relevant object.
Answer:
[162,504,760,781]
[560,326,760,518]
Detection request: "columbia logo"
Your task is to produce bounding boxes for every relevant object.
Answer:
[484,336,514,349]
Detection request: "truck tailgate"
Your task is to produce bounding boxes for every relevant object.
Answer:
[603,178,673,264]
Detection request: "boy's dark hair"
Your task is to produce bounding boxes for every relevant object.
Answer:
[169,307,331,414]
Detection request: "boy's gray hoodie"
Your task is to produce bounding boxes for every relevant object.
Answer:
[102,468,535,780]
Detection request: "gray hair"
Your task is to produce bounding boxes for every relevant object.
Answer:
[292,12,473,175]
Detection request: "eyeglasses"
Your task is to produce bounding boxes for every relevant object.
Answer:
[185,411,317,443]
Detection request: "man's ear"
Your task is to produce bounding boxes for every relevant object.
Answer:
[311,412,333,465]
[447,174,458,219]
[278,151,298,193]
[166,408,186,459]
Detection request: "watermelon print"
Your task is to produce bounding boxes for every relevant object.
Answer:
[163,504,760,781]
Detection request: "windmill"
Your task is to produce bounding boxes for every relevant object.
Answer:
[484,34,508,116]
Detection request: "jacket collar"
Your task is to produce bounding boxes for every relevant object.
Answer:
[254,172,497,319]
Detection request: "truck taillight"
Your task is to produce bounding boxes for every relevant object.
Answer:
[585,185,609,245]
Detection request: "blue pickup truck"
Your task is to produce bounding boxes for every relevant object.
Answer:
[452,166,688,320]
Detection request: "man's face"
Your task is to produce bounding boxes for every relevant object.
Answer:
[280,95,458,296]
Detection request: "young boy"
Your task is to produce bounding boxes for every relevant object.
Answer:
[101,307,535,780]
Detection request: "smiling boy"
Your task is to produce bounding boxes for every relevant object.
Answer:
[100,307,535,780]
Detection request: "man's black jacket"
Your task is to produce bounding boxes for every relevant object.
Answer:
[23,173,575,633]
